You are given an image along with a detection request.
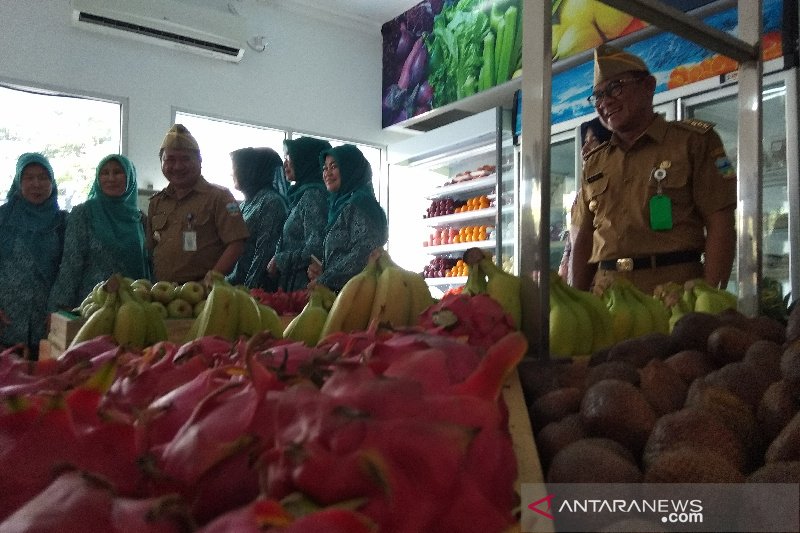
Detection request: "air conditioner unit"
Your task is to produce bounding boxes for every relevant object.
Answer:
[71,0,246,63]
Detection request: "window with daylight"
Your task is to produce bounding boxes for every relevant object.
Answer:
[0,83,122,211]
[174,111,287,201]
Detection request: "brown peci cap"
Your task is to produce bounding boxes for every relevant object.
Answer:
[593,44,649,87]
[160,124,200,153]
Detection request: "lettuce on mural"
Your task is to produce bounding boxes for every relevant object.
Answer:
[381,0,522,127]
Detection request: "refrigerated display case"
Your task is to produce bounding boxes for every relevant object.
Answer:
[386,107,515,297]
[684,69,796,306]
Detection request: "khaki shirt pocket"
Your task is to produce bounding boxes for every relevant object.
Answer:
[584,172,610,228]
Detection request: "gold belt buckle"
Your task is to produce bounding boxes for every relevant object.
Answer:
[616,258,634,272]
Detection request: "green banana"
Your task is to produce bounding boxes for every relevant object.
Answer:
[71,284,118,347]
[257,303,284,339]
[144,301,169,345]
[628,285,671,335]
[616,280,653,338]
[235,288,263,337]
[480,256,522,329]
[604,284,633,342]
[550,273,593,355]
[283,289,329,346]
[553,271,614,352]
[690,279,737,314]
[463,260,488,296]
[549,282,578,358]
[113,283,148,349]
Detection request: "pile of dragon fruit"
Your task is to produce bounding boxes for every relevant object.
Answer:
[0,294,524,532]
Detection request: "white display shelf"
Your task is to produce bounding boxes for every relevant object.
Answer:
[425,276,468,287]
[427,175,496,199]
[423,207,496,226]
[423,240,495,255]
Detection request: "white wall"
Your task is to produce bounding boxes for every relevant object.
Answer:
[0,0,411,189]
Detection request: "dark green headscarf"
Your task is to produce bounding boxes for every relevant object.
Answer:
[230,147,288,209]
[283,137,331,208]
[1,153,62,278]
[321,144,387,232]
[86,154,148,278]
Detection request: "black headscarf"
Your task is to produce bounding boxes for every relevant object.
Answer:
[230,147,287,205]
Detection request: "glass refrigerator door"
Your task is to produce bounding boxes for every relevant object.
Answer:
[386,108,514,298]
[684,72,793,306]
[549,135,578,274]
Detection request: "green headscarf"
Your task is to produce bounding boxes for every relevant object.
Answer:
[321,144,387,232]
[230,147,288,209]
[283,137,331,208]
[86,154,148,278]
[1,153,62,278]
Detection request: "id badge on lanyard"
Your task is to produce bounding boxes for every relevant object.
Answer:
[649,163,673,231]
[183,213,197,251]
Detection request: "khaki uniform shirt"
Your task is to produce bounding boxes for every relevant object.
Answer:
[147,177,249,283]
[574,114,736,262]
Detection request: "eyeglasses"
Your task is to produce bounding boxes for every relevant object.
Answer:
[587,78,644,105]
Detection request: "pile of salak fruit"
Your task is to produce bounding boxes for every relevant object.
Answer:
[0,293,525,533]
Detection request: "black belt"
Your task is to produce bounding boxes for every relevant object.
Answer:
[598,251,702,272]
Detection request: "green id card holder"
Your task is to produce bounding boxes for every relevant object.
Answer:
[649,194,673,231]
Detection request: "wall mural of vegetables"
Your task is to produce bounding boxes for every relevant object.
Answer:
[382,0,522,128]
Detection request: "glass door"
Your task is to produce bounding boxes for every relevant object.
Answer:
[683,71,794,309]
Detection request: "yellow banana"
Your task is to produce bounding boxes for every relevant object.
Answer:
[479,256,522,329]
[550,273,593,355]
[257,303,284,339]
[193,274,240,341]
[113,284,148,349]
[549,283,578,358]
[235,288,263,337]
[403,270,434,326]
[81,301,101,318]
[370,253,411,328]
[319,254,379,338]
[283,289,329,346]
[70,284,118,347]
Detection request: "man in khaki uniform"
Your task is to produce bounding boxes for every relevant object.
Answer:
[146,124,249,283]
[570,45,737,295]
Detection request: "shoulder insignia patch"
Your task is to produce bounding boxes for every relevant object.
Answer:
[226,202,242,215]
[677,118,715,134]
[715,156,736,179]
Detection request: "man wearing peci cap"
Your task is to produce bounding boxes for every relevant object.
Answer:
[146,124,249,283]
[569,44,737,295]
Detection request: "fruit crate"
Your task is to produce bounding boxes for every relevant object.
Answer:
[502,369,551,533]
[47,313,195,352]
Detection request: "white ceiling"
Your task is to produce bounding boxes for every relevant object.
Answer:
[283,0,422,29]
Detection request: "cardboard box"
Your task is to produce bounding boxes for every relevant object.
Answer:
[48,312,85,350]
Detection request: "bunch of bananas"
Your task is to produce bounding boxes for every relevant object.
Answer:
[70,274,168,349]
[600,277,671,342]
[282,285,336,346]
[184,272,284,342]
[548,271,615,358]
[318,249,434,340]
[460,247,522,329]
[654,278,737,330]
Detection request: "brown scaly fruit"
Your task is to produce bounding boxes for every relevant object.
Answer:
[547,438,642,484]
